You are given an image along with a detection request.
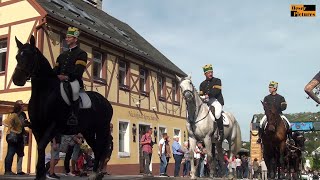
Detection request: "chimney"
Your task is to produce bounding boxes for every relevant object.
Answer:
[83,0,103,10]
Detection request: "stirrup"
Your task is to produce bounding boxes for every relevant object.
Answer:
[67,114,78,126]
[256,138,262,144]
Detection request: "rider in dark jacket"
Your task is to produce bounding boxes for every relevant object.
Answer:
[199,64,224,142]
[257,81,288,143]
[53,27,88,126]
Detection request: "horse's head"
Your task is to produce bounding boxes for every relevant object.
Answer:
[261,101,281,132]
[176,74,195,102]
[13,35,38,86]
[293,132,305,150]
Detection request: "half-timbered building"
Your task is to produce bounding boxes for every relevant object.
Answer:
[0,0,187,175]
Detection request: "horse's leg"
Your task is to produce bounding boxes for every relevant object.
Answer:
[35,122,56,180]
[279,141,286,179]
[216,141,224,177]
[189,137,197,179]
[203,136,214,178]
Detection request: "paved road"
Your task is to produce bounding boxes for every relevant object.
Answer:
[0,174,227,180]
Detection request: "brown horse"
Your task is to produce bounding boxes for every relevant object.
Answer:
[261,101,288,179]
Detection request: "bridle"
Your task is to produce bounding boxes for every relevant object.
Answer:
[15,47,39,80]
[180,78,209,125]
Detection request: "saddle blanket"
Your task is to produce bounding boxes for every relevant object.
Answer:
[60,81,92,109]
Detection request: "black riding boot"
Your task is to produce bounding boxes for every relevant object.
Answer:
[257,127,263,144]
[67,99,79,126]
[216,116,224,142]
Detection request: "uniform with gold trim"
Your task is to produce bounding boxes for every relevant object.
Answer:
[199,77,224,106]
[53,28,87,87]
[263,94,287,114]
[199,64,224,142]
[53,46,87,87]
[53,27,87,126]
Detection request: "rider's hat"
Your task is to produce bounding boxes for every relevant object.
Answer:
[203,64,213,74]
[269,81,278,89]
[66,27,80,38]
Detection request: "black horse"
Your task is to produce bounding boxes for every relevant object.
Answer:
[285,132,305,179]
[13,35,113,180]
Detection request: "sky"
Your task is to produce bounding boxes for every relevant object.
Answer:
[103,0,320,141]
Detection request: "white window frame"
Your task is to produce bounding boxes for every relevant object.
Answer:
[173,128,181,144]
[118,120,130,158]
[139,68,147,92]
[92,51,103,79]
[158,126,167,143]
[119,60,127,86]
[158,76,165,97]
[172,81,178,102]
[0,39,7,72]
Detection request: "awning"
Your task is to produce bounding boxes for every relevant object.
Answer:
[0,101,28,114]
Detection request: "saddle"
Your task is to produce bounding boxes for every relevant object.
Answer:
[60,80,92,109]
[261,116,290,131]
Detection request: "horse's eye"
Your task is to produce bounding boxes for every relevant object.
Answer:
[20,51,24,56]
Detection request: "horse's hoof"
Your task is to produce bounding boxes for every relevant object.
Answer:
[97,172,104,180]
[88,172,97,180]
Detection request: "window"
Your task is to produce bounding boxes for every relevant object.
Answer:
[119,60,128,87]
[139,68,148,93]
[92,51,103,79]
[158,76,166,100]
[119,121,130,157]
[159,127,167,140]
[174,129,181,144]
[172,81,179,103]
[0,39,7,72]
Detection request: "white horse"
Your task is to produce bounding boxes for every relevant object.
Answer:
[177,75,242,179]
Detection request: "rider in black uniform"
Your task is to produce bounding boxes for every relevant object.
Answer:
[199,64,224,142]
[53,27,88,126]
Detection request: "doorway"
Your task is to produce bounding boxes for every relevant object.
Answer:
[139,124,151,174]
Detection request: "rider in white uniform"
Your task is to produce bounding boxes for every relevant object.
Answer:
[257,81,290,144]
[199,64,224,142]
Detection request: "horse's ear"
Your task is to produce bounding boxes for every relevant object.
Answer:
[187,73,192,79]
[30,35,35,47]
[176,75,182,82]
[15,36,23,49]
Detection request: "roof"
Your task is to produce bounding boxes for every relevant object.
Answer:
[36,0,186,76]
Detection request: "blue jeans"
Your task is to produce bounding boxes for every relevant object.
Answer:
[173,154,183,177]
[160,154,168,174]
[4,143,18,172]
[199,158,205,177]
[183,160,190,176]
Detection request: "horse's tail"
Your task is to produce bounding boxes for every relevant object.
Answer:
[226,112,242,155]
[234,119,242,154]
